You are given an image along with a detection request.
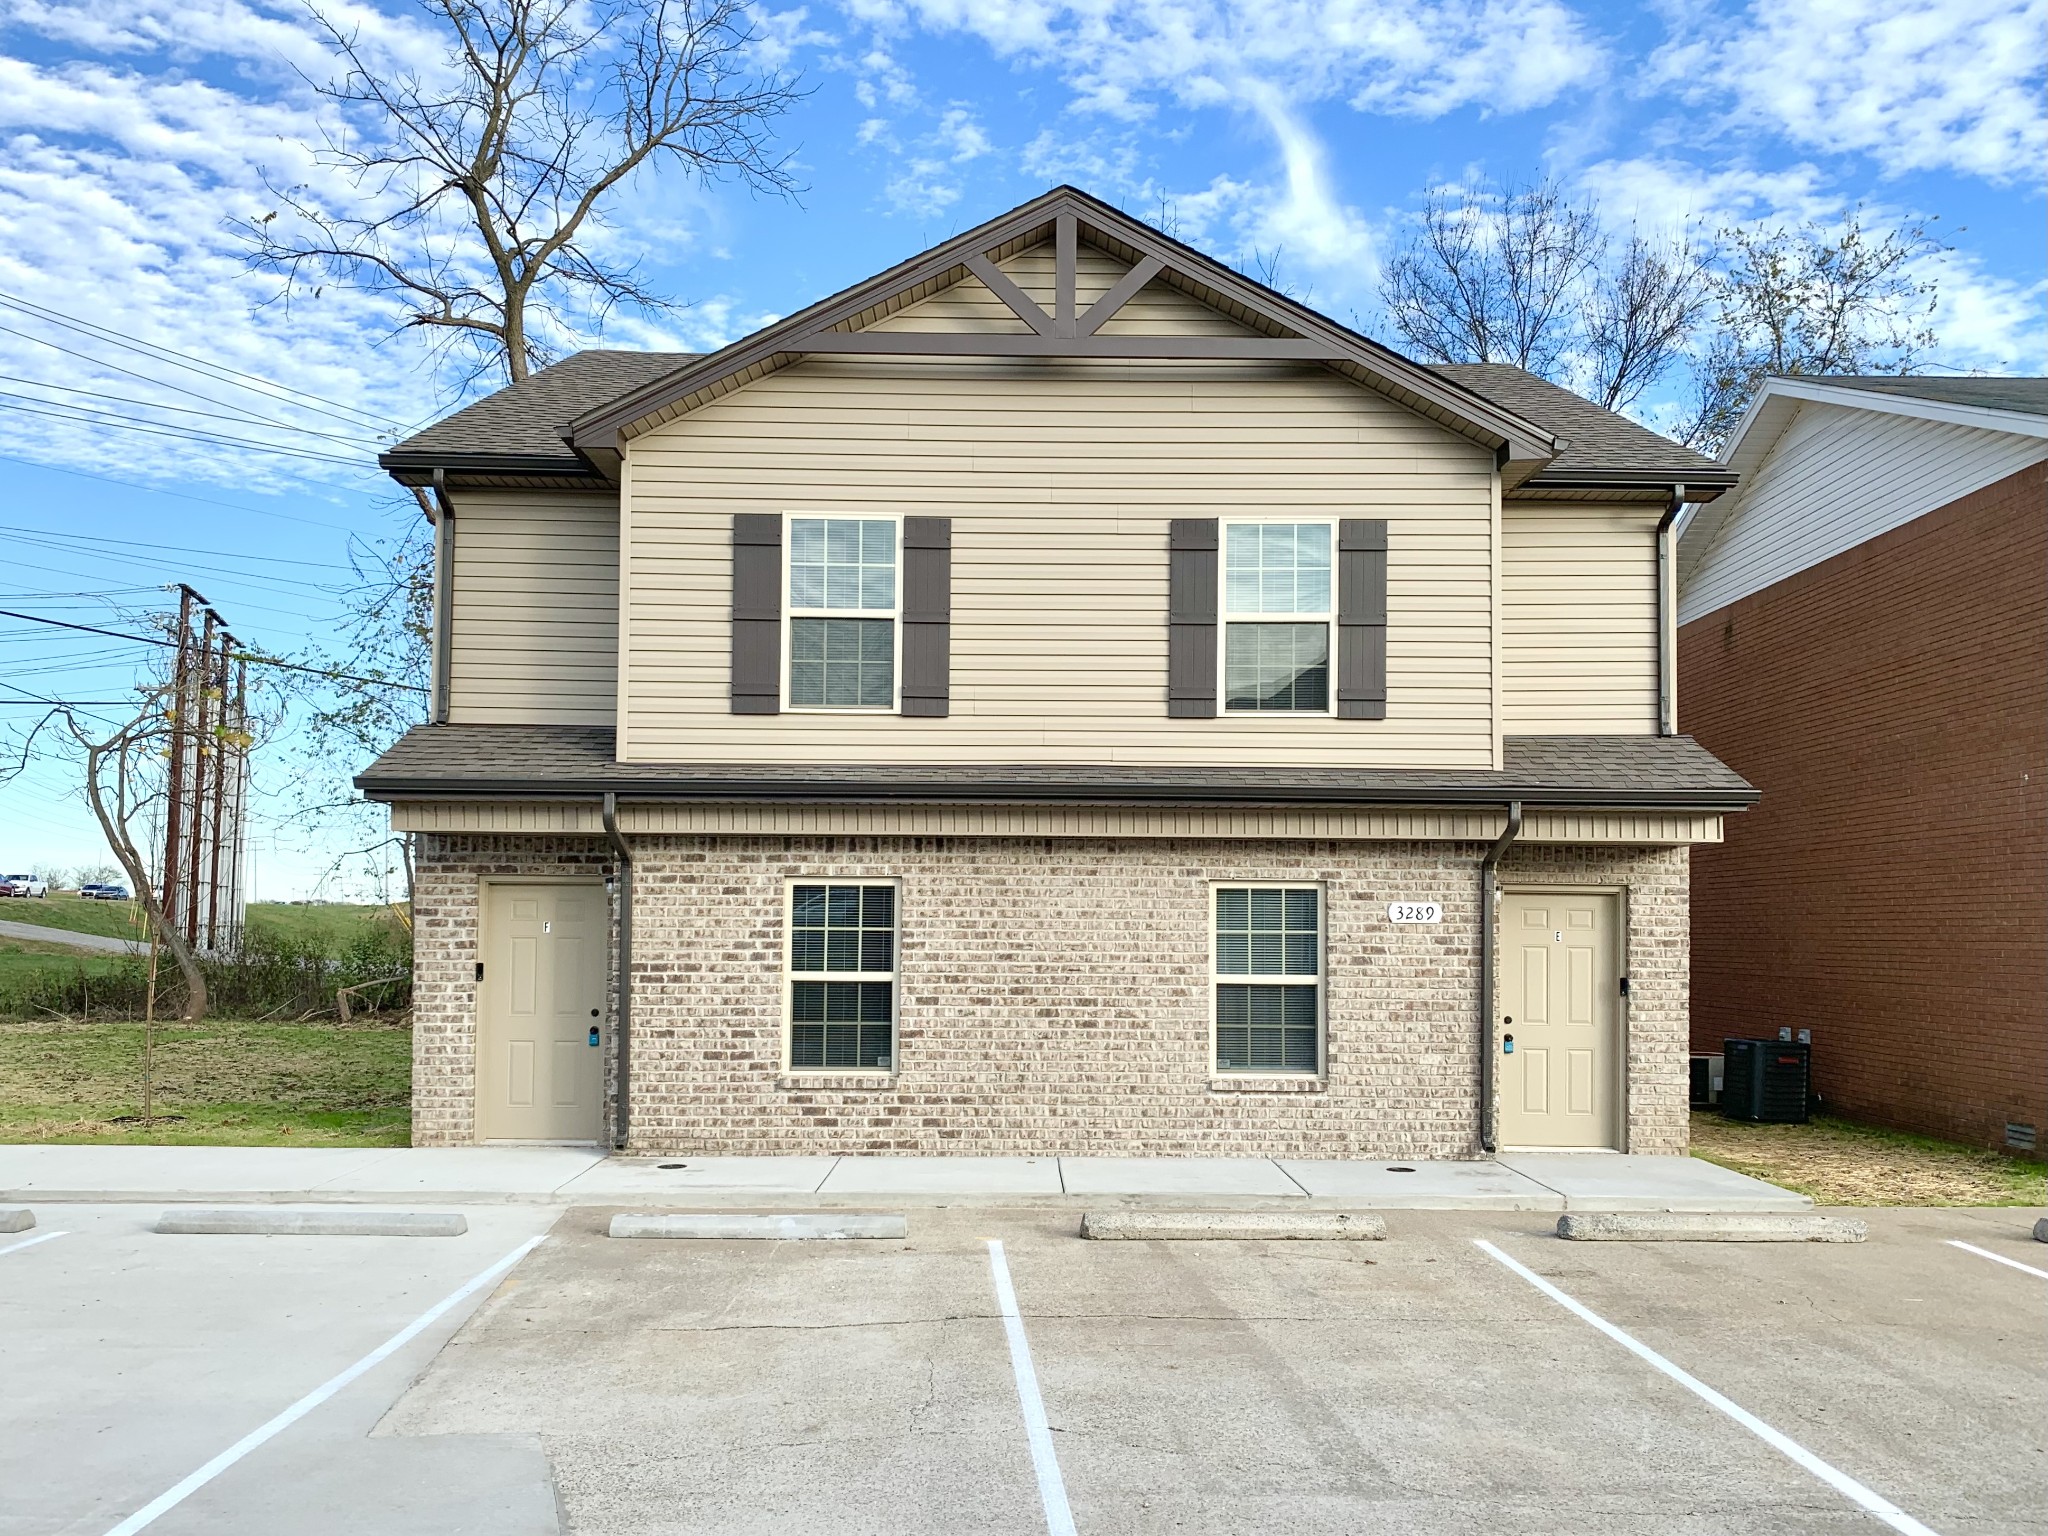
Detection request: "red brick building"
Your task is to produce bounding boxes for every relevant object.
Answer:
[1678,377,2047,1153]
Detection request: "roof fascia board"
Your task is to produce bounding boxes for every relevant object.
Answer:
[1727,378,2048,465]
[355,776,1757,812]
[565,187,1557,465]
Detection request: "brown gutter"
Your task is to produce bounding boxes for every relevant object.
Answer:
[1478,800,1524,1154]
[600,791,633,1150]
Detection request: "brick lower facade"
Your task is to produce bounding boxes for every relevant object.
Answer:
[410,832,1690,1157]
[1681,463,2048,1152]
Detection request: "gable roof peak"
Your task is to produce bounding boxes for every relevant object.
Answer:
[562,184,1560,479]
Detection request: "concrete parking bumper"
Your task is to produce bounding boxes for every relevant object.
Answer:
[1081,1209,1388,1240]
[1556,1211,1866,1242]
[608,1213,909,1240]
[0,1206,32,1232]
[155,1208,470,1236]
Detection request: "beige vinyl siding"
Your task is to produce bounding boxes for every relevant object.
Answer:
[1501,503,1658,733]
[619,248,1497,767]
[449,489,618,725]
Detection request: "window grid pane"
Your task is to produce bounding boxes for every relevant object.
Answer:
[789,618,893,708]
[1214,885,1318,1075]
[1225,522,1330,615]
[790,884,896,1072]
[1225,622,1329,712]
[790,518,896,612]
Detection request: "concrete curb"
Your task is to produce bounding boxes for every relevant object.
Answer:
[0,1207,33,1233]
[609,1213,909,1240]
[2034,1216,2048,1243]
[1081,1210,1387,1241]
[1557,1212,1866,1243]
[154,1209,469,1237]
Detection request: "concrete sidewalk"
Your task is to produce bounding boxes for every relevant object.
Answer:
[0,1144,1810,1211]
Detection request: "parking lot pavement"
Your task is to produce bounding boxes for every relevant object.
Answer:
[373,1204,2044,1536]
[0,1202,563,1536]
[8,1201,2041,1534]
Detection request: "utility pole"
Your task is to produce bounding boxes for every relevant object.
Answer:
[152,586,250,956]
[159,585,195,943]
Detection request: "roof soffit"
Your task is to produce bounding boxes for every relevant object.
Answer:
[566,187,1559,472]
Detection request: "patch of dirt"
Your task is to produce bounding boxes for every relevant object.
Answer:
[1691,1112,2046,1207]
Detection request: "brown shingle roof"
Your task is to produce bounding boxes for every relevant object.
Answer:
[1814,375,2048,418]
[357,724,1756,810]
[380,351,691,482]
[1428,363,1726,485]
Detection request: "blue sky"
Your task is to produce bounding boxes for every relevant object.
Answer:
[1,0,2043,895]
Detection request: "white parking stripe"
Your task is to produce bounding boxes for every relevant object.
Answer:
[1946,1240,2048,1280]
[1475,1239,1941,1536]
[987,1239,1078,1536]
[101,1235,545,1536]
[0,1230,66,1258]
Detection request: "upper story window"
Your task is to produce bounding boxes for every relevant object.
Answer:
[787,517,898,710]
[1222,521,1331,712]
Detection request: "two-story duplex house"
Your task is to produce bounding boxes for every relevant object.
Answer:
[358,187,1754,1159]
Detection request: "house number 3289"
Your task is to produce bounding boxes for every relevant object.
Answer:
[1387,902,1443,924]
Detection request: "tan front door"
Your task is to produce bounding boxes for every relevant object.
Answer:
[477,881,605,1142]
[1498,891,1621,1149]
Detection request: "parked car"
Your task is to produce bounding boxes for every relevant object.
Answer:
[82,883,131,901]
[2,874,48,898]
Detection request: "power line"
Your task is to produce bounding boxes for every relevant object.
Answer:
[0,397,372,468]
[0,523,357,571]
[0,375,383,448]
[0,609,429,693]
[0,289,410,432]
[0,452,370,533]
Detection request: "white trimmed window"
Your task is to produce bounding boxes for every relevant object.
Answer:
[786,516,899,710]
[1221,521,1332,712]
[1212,885,1321,1073]
[786,881,897,1071]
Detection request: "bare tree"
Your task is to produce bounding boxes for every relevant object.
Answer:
[1381,178,1605,379]
[1683,211,1944,450]
[61,693,211,1023]
[1582,228,1714,412]
[241,0,804,384]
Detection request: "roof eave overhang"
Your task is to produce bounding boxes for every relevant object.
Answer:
[356,776,1759,813]
[563,188,1558,470]
[379,449,613,489]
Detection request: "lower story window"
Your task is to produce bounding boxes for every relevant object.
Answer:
[787,881,897,1070]
[1213,885,1321,1073]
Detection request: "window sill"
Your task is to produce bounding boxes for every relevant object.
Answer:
[777,1072,899,1091]
[1209,1075,1327,1094]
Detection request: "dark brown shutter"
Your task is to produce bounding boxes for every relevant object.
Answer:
[900,516,951,717]
[730,513,782,714]
[1168,518,1219,718]
[1337,518,1387,720]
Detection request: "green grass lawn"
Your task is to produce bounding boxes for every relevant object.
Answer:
[0,896,402,952]
[0,936,131,986]
[1692,1111,2046,1206]
[0,1016,412,1146]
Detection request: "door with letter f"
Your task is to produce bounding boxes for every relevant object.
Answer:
[477,881,605,1142]
[1498,891,1622,1149]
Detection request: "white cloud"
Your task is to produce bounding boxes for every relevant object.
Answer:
[1922,255,2048,372]
[852,0,1606,122]
[934,106,991,160]
[1652,0,2048,183]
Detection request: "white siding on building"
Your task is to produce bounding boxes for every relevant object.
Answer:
[618,246,1499,767]
[1678,401,2048,624]
[449,489,618,725]
[1501,503,1659,733]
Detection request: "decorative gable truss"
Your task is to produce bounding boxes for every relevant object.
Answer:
[565,186,1557,481]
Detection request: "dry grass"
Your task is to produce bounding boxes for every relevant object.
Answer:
[0,1016,411,1147]
[1691,1111,2046,1207]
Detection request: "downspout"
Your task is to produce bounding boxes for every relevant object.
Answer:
[1478,799,1524,1154]
[430,468,456,725]
[1656,483,1686,737]
[601,791,633,1151]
